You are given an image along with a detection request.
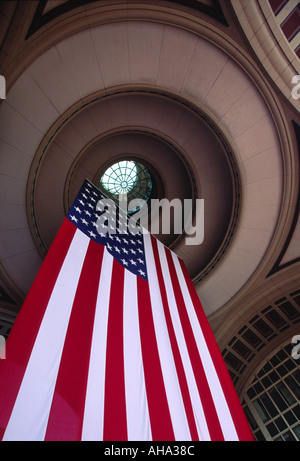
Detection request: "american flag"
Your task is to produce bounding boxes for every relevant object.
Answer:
[0,179,253,441]
[68,181,148,281]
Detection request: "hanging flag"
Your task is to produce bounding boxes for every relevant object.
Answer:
[0,179,254,441]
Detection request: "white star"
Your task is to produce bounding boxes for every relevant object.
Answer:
[85,210,92,216]
[137,258,144,264]
[114,246,121,253]
[70,215,78,223]
[138,269,146,277]
[130,259,137,266]
[89,230,96,238]
[74,207,82,213]
[81,218,88,225]
[122,248,129,254]
[121,258,128,266]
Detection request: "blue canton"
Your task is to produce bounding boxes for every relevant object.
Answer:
[67,179,148,281]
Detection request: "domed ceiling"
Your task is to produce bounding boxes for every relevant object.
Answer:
[0,1,298,325]
[29,90,236,283]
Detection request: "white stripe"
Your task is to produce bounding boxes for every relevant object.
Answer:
[144,233,191,441]
[156,240,211,441]
[3,230,90,441]
[171,252,239,441]
[123,269,152,441]
[81,248,113,441]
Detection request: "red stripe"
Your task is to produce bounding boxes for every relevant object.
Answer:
[165,249,224,441]
[0,218,76,440]
[44,240,104,441]
[179,258,254,441]
[103,259,127,441]
[150,236,199,440]
[137,275,175,441]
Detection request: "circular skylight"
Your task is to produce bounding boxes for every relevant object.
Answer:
[101,160,138,195]
[100,160,152,214]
